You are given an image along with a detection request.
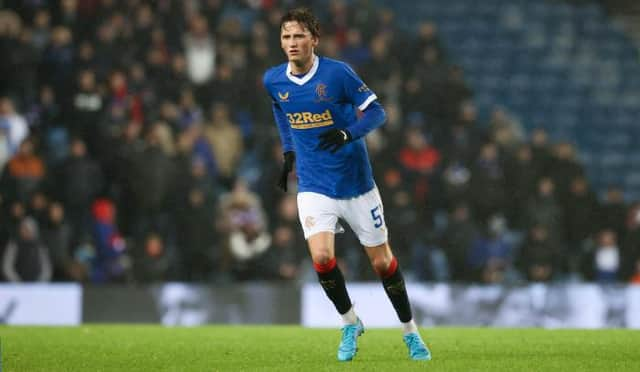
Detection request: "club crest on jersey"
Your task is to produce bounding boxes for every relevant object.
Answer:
[316,83,327,97]
[278,91,289,102]
[315,83,333,102]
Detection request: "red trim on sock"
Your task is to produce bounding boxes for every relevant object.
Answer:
[381,256,398,279]
[313,257,337,273]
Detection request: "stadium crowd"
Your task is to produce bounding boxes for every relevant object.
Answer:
[1,0,639,285]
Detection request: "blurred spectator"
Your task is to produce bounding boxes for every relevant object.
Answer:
[440,66,472,129]
[184,14,216,103]
[324,0,350,47]
[108,120,145,233]
[470,142,507,224]
[415,21,444,58]
[69,69,104,153]
[488,106,525,155]
[0,97,29,167]
[177,88,203,129]
[53,0,81,35]
[40,26,74,99]
[5,201,27,238]
[90,198,129,283]
[75,41,99,76]
[157,54,190,103]
[133,232,170,283]
[150,120,176,156]
[2,216,52,282]
[548,142,585,208]
[505,144,539,228]
[41,201,80,281]
[3,137,45,202]
[210,62,244,107]
[379,167,420,265]
[444,101,485,166]
[375,8,400,49]
[28,189,49,226]
[0,10,39,104]
[54,137,103,242]
[440,158,472,210]
[317,32,340,59]
[440,203,480,281]
[26,85,60,135]
[530,128,553,176]
[399,127,441,176]
[340,28,370,68]
[106,70,144,125]
[127,124,175,240]
[219,180,272,281]
[360,33,401,102]
[398,126,441,220]
[467,215,513,283]
[405,45,447,128]
[598,185,627,243]
[203,102,244,187]
[516,225,561,282]
[589,229,620,283]
[564,176,600,256]
[523,177,566,248]
[175,164,220,282]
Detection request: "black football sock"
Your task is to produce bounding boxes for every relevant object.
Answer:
[314,257,352,315]
[380,257,413,323]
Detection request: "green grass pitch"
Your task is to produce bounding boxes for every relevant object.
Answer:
[1,325,639,371]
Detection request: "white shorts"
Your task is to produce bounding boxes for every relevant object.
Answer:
[297,187,388,247]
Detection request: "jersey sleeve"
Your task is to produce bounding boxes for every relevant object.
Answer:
[263,70,294,153]
[341,63,378,111]
[272,102,294,153]
[346,100,386,140]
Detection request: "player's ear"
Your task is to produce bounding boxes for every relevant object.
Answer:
[312,36,319,48]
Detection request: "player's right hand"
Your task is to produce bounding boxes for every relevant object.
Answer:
[318,129,352,153]
[278,151,295,192]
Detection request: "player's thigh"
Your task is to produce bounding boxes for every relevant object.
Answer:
[307,231,336,263]
[341,186,388,247]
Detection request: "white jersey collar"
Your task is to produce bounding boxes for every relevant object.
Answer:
[286,54,319,86]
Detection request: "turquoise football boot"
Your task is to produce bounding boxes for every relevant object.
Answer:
[403,332,432,361]
[337,318,365,361]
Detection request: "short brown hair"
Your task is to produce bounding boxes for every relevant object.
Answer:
[280,8,320,38]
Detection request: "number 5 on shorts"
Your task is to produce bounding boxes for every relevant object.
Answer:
[370,205,383,228]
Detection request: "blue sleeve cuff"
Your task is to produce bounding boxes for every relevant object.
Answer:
[348,100,386,140]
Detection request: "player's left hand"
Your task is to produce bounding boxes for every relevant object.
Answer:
[277,151,295,192]
[318,129,352,153]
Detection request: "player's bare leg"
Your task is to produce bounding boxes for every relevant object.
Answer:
[308,232,364,361]
[365,242,431,361]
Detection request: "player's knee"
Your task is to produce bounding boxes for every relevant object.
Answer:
[311,251,334,266]
[371,255,393,276]
[312,253,337,274]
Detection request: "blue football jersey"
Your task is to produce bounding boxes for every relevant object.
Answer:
[263,55,379,198]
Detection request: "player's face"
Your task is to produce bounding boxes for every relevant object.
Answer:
[280,21,318,67]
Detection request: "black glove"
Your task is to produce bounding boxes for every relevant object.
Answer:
[318,129,352,153]
[277,151,295,192]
